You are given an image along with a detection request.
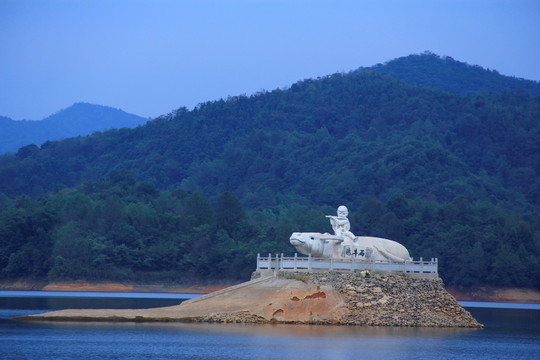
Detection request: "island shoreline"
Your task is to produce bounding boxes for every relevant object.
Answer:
[1,279,539,304]
[13,272,484,327]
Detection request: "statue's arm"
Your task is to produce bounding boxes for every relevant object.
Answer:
[325,215,334,225]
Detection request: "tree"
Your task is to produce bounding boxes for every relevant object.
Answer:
[216,191,244,237]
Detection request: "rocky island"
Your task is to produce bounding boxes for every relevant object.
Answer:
[16,206,482,328]
[16,270,481,327]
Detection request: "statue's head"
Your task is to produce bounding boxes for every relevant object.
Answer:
[289,232,325,257]
[337,205,348,217]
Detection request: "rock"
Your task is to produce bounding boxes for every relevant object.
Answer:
[17,271,483,328]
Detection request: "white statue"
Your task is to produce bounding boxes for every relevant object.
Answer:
[326,205,355,241]
[289,232,411,262]
[289,205,411,262]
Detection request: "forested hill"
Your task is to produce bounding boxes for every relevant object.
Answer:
[0,54,539,289]
[367,52,540,96]
[0,102,149,154]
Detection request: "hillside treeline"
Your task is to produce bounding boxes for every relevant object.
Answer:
[0,54,538,288]
[0,172,538,288]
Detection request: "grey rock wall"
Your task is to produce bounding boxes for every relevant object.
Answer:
[293,271,482,327]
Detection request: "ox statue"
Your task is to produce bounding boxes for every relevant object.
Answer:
[289,232,411,262]
[289,205,412,262]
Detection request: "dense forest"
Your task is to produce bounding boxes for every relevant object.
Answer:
[1,53,539,288]
[371,52,540,96]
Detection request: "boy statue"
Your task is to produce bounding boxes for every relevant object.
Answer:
[326,205,356,241]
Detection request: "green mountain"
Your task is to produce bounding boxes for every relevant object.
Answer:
[0,53,538,288]
[0,102,149,154]
[367,51,540,95]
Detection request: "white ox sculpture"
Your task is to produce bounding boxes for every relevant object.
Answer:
[289,232,412,262]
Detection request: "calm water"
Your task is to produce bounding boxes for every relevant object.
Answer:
[0,291,539,360]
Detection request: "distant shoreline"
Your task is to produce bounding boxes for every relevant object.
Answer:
[1,279,539,304]
[445,286,540,304]
[0,280,233,295]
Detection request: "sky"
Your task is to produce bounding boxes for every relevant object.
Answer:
[1,0,539,120]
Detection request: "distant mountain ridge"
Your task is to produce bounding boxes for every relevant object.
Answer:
[365,51,540,96]
[0,103,149,154]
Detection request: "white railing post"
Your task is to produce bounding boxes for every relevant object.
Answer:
[330,255,333,270]
[420,257,423,273]
[268,253,272,269]
[280,253,284,270]
[257,253,260,269]
[294,253,297,270]
[308,253,312,270]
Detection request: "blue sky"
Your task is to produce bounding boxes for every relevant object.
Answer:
[1,0,539,120]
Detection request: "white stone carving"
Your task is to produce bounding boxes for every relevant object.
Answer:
[325,205,355,241]
[289,205,412,262]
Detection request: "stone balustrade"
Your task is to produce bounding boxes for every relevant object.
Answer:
[256,253,438,277]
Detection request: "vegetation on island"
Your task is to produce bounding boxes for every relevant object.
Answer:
[0,53,539,289]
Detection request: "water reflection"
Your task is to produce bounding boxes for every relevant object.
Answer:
[192,323,480,360]
[8,321,479,360]
[153,322,479,338]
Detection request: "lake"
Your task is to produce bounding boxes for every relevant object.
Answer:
[0,290,538,359]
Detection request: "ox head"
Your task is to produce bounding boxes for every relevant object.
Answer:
[289,232,325,257]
